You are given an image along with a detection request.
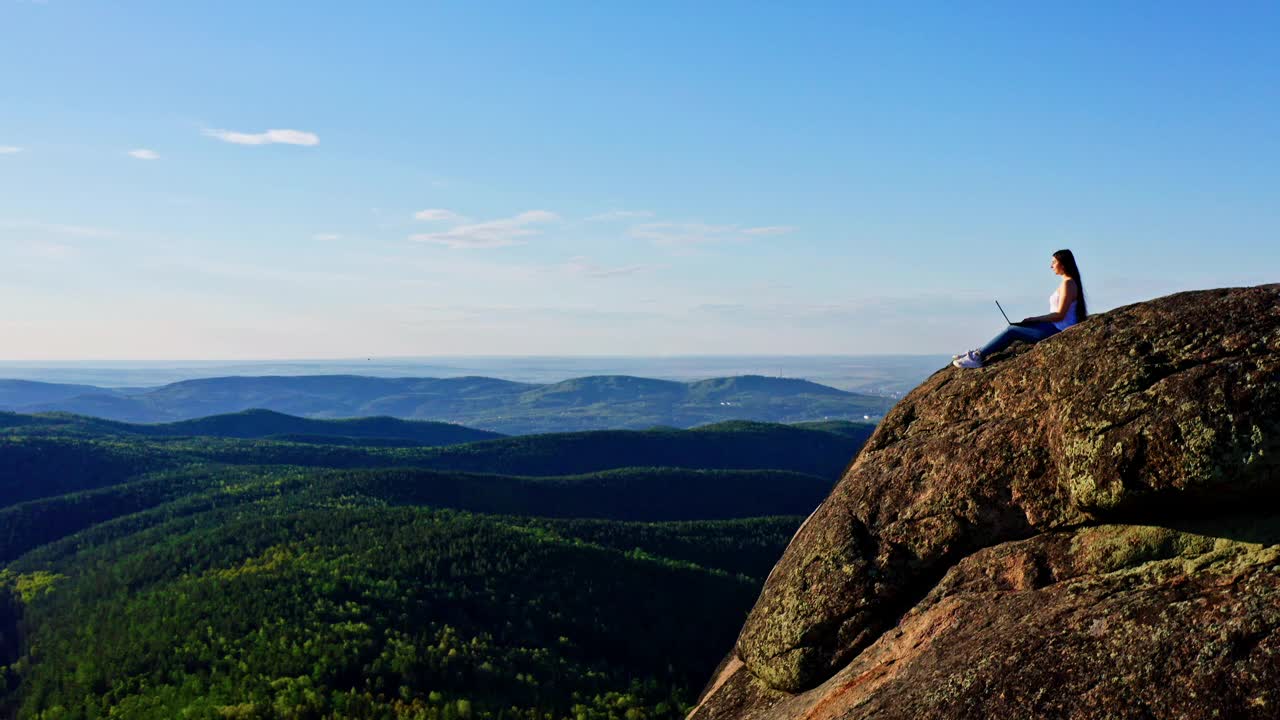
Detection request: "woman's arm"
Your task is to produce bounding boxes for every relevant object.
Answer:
[1022,279,1077,324]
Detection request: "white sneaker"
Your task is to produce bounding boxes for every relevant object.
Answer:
[952,350,983,369]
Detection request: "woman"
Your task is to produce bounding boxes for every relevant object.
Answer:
[953,249,1087,369]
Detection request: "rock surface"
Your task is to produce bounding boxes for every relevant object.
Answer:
[691,285,1280,719]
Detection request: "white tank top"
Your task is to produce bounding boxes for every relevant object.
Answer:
[1049,285,1079,331]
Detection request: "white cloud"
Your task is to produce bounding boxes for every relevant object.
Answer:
[16,241,77,260]
[0,146,21,155]
[743,225,795,236]
[127,148,160,160]
[414,209,466,222]
[154,255,363,286]
[563,256,656,278]
[409,210,559,249]
[630,222,796,246]
[512,210,558,223]
[629,222,738,246]
[312,233,342,241]
[203,128,320,146]
[584,210,654,222]
[0,220,118,238]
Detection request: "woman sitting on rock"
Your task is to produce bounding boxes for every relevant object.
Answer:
[953,249,1087,369]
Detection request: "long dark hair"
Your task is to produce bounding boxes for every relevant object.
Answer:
[1053,249,1087,319]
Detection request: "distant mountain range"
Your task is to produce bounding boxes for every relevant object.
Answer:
[0,374,894,433]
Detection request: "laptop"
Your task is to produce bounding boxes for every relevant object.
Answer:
[995,300,1027,327]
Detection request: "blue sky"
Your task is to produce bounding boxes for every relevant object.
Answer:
[2,1,1277,359]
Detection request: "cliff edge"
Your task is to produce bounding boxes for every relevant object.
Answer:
[691,285,1280,719]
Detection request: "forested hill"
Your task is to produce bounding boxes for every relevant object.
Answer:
[0,406,872,718]
[0,417,874,509]
[0,374,894,433]
[2,503,800,719]
[0,408,504,446]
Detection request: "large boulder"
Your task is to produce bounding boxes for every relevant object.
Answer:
[692,285,1280,719]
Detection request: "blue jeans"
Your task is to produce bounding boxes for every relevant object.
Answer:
[980,322,1059,357]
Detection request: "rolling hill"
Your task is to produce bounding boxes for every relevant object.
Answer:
[0,416,872,511]
[0,409,845,718]
[3,374,894,433]
[3,504,788,718]
[0,409,503,445]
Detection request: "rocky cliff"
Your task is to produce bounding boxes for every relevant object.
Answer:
[691,285,1280,719]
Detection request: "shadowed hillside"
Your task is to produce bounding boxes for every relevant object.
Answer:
[0,464,828,564]
[0,417,872,507]
[0,409,503,445]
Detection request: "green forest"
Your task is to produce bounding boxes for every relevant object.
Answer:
[0,411,872,719]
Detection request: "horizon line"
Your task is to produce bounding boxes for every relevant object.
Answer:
[0,352,952,365]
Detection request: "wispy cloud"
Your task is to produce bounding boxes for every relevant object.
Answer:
[203,128,320,146]
[584,210,654,222]
[127,148,160,160]
[0,220,119,238]
[562,256,657,278]
[14,240,77,260]
[0,146,21,155]
[743,225,795,236]
[409,210,558,249]
[154,256,363,286]
[312,233,342,241]
[630,221,795,246]
[629,222,738,246]
[414,208,467,222]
